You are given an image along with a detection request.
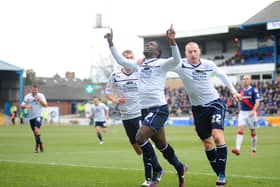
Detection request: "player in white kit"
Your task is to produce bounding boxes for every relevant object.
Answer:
[21,83,47,153]
[90,96,109,144]
[105,49,153,186]
[173,42,241,187]
[105,25,188,187]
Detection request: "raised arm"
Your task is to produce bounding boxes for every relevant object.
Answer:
[162,24,181,70]
[104,29,138,71]
[167,24,176,46]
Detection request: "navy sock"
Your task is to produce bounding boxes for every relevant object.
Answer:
[161,144,183,171]
[35,135,41,145]
[206,148,218,176]
[216,144,227,176]
[143,157,152,180]
[97,132,103,141]
[141,141,162,172]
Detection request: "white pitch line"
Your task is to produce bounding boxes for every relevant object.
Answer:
[1,159,280,181]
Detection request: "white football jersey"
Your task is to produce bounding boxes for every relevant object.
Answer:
[91,103,108,122]
[110,45,180,109]
[21,93,47,120]
[174,58,237,106]
[105,69,141,120]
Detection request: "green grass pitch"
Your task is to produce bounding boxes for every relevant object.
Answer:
[0,124,279,187]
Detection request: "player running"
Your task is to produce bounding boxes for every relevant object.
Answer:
[105,49,153,186]
[105,25,188,187]
[173,41,241,187]
[90,96,109,144]
[21,83,48,153]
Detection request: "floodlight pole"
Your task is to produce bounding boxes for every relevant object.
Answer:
[90,14,110,83]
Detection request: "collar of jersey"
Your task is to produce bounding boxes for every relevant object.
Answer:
[121,68,133,76]
[144,58,157,64]
[182,58,201,68]
[244,85,252,91]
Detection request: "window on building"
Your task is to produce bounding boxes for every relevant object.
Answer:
[251,74,260,80]
[262,74,272,80]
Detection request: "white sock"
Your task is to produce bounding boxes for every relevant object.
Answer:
[251,135,257,152]
[236,134,243,150]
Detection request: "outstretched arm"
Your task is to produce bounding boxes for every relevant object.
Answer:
[162,24,181,70]
[166,24,176,46]
[104,29,138,71]
[212,62,242,102]
[104,28,114,47]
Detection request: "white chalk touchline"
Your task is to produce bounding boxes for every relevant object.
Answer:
[0,159,279,180]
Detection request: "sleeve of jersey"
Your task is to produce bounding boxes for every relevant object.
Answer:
[40,94,48,105]
[21,96,28,106]
[211,62,237,94]
[254,88,261,100]
[171,45,181,65]
[105,76,113,95]
[162,45,181,71]
[110,46,138,71]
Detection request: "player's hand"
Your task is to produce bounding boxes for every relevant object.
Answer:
[137,57,145,65]
[104,28,114,47]
[233,92,242,102]
[35,95,41,102]
[249,110,256,117]
[118,97,126,104]
[106,115,109,120]
[166,24,176,45]
[26,104,32,109]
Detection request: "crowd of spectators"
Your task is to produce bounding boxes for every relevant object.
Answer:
[165,79,280,118]
[108,79,280,119]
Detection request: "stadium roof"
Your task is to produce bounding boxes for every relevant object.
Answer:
[139,1,280,38]
[243,1,280,25]
[0,59,23,71]
[138,25,233,39]
[138,25,234,39]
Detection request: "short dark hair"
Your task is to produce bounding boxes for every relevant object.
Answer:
[32,83,39,88]
[93,96,100,100]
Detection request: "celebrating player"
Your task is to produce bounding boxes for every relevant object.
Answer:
[105,49,154,186]
[105,25,188,187]
[173,41,241,187]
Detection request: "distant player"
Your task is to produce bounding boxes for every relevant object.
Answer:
[105,49,153,186]
[173,42,241,187]
[90,96,109,144]
[232,74,260,156]
[21,83,48,153]
[105,25,188,187]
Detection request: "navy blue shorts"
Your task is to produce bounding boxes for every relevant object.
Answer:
[95,121,107,128]
[141,104,169,131]
[191,99,226,140]
[123,116,141,144]
[30,117,43,131]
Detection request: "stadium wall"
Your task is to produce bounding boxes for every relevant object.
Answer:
[167,116,274,127]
